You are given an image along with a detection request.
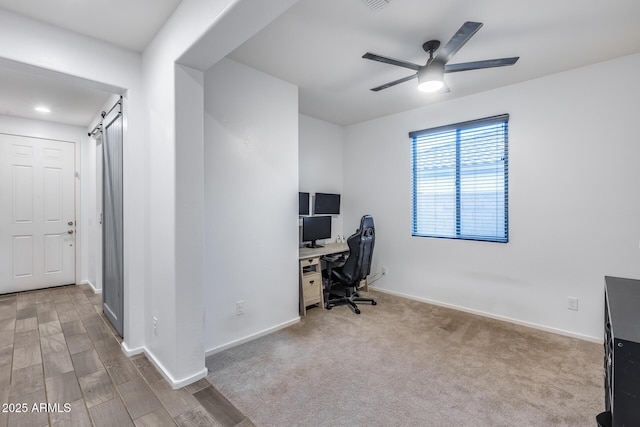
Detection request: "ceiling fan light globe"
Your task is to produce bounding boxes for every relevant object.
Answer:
[417,59,445,93]
[417,80,444,92]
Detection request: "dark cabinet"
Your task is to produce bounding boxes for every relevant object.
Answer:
[599,276,640,427]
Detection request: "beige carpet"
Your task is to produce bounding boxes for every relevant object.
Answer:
[206,290,603,427]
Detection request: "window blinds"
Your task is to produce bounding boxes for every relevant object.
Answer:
[410,114,509,243]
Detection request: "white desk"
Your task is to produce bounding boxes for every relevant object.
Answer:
[298,242,349,315]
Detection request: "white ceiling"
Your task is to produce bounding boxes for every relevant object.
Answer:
[2,0,640,127]
[0,62,113,127]
[229,0,640,125]
[0,0,182,52]
[0,0,181,127]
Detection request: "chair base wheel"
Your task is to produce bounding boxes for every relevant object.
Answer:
[324,292,377,314]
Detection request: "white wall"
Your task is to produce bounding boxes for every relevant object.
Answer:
[0,115,91,286]
[140,0,248,386]
[83,137,99,291]
[203,58,299,352]
[344,53,640,341]
[299,114,345,240]
[141,0,299,386]
[299,114,344,192]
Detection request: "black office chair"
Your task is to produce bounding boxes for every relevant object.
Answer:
[325,215,377,314]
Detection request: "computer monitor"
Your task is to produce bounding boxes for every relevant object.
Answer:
[313,193,340,215]
[299,192,310,216]
[302,215,331,248]
[314,192,341,214]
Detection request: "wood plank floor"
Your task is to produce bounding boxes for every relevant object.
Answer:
[0,284,252,427]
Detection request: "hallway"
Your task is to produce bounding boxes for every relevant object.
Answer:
[0,284,251,427]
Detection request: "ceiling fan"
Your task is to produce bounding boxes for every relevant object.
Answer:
[363,21,519,93]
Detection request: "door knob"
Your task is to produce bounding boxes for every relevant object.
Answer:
[67,230,74,234]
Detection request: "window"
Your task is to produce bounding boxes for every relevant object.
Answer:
[410,114,509,243]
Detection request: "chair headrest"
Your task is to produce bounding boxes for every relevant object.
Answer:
[359,215,374,234]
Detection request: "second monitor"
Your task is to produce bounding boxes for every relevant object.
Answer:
[314,192,340,214]
[302,215,331,248]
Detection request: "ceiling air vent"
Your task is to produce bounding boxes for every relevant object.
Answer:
[361,0,391,11]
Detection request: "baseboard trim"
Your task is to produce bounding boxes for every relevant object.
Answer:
[172,367,208,390]
[121,341,144,357]
[80,280,102,294]
[145,348,208,389]
[121,342,207,389]
[205,316,300,357]
[370,287,602,344]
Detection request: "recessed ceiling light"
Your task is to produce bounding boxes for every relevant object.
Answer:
[34,106,51,113]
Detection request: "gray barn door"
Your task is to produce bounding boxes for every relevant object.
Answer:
[102,107,123,337]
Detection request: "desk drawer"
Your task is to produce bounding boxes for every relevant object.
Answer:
[301,257,320,269]
[299,256,324,315]
[302,273,321,291]
[302,273,322,305]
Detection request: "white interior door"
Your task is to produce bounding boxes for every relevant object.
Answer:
[0,134,76,294]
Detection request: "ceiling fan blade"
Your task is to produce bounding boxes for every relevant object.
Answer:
[370,73,418,91]
[435,21,483,64]
[363,52,421,71]
[444,57,519,73]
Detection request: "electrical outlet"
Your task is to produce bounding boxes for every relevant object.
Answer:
[236,301,245,316]
[382,266,389,276]
[568,296,579,311]
[153,316,158,335]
